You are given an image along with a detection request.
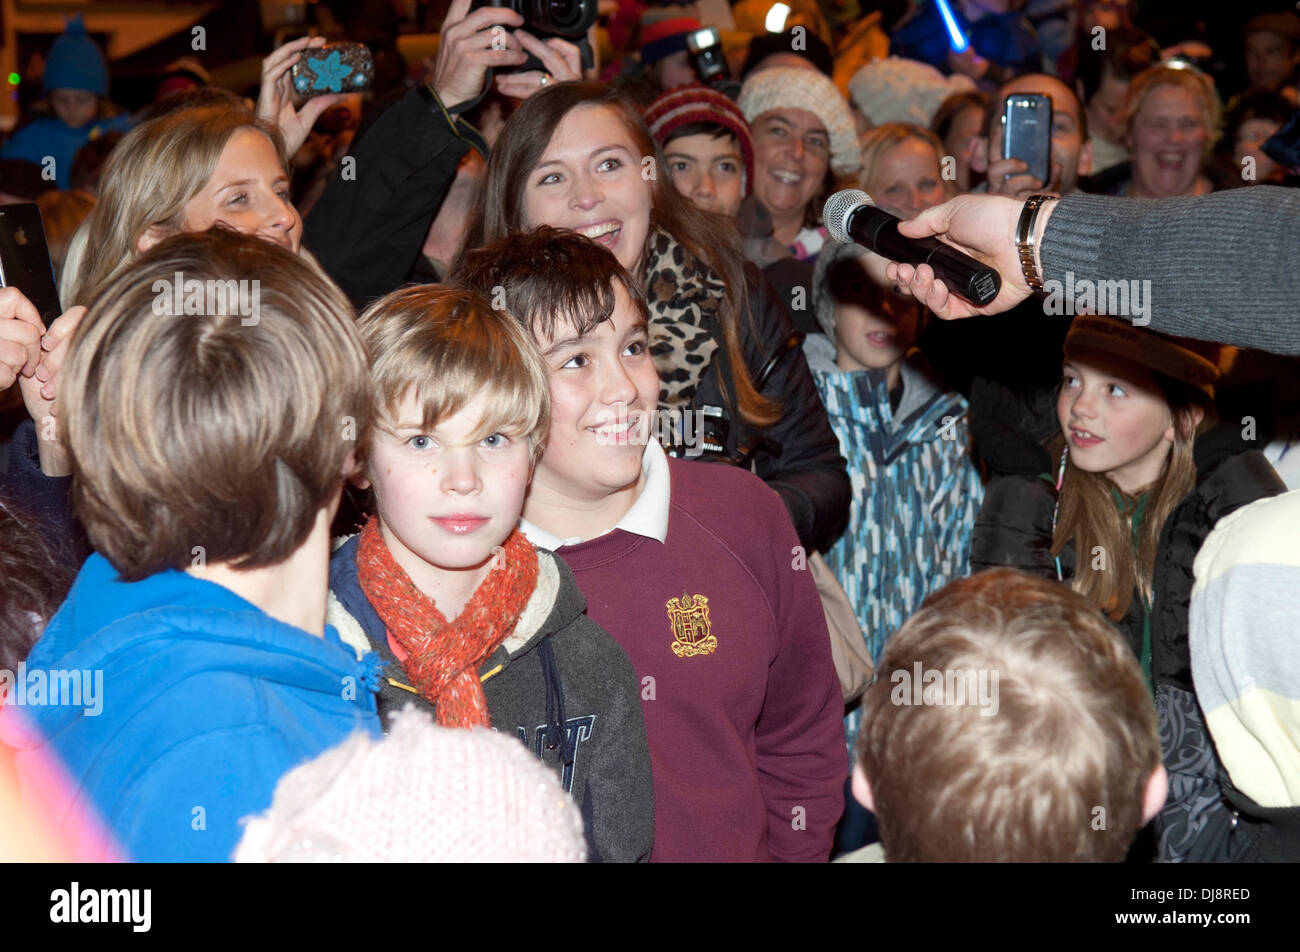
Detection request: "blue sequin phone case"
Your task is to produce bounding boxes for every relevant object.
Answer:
[290,43,374,97]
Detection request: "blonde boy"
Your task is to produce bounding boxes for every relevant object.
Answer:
[326,285,654,863]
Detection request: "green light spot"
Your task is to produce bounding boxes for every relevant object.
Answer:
[7,73,19,85]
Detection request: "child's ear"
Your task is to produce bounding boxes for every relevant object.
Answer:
[1141,765,1168,825]
[850,764,874,812]
[1165,405,1205,443]
[341,447,370,488]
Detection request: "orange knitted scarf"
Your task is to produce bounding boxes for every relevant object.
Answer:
[356,517,539,728]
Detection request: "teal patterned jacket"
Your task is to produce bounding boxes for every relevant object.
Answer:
[805,335,985,747]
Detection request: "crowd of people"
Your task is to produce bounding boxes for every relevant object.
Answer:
[1,0,1298,863]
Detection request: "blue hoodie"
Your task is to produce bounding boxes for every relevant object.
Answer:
[1,553,381,861]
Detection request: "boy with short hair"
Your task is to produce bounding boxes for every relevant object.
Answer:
[644,84,754,219]
[847,567,1168,862]
[0,230,380,861]
[326,285,654,863]
[452,227,846,863]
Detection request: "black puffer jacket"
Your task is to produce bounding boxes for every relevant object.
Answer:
[691,263,851,554]
[970,446,1284,692]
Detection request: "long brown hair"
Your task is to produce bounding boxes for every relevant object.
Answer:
[458,81,778,428]
[1050,378,1212,620]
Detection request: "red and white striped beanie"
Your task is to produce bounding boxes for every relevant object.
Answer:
[644,83,755,194]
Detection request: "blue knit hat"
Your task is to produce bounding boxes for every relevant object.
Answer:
[44,15,109,96]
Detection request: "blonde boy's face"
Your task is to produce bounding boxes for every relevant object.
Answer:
[362,391,532,585]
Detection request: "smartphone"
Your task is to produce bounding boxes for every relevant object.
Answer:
[290,42,374,97]
[0,203,61,329]
[1001,93,1052,188]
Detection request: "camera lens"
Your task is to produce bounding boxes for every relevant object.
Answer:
[526,0,595,35]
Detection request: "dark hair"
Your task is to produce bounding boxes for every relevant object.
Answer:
[69,131,124,195]
[1075,26,1160,105]
[741,29,834,78]
[451,225,649,344]
[1223,89,1297,140]
[0,499,74,671]
[826,253,921,340]
[458,81,778,428]
[662,119,736,145]
[930,90,991,142]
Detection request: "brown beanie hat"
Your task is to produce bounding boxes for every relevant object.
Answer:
[1063,315,1222,401]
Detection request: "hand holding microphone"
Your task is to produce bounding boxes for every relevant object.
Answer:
[823,189,1003,308]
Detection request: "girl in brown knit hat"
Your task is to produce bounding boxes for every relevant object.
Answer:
[969,314,1285,862]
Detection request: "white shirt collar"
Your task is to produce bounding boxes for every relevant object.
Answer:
[520,439,671,551]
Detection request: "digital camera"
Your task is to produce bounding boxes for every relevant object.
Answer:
[470,0,597,71]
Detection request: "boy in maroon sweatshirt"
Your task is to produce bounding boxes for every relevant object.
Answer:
[453,227,845,861]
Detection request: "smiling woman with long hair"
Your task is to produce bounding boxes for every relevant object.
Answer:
[459,81,849,552]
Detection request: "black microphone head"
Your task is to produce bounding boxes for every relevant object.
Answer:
[823,189,874,244]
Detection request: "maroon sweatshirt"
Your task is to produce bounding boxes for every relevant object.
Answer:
[549,458,845,862]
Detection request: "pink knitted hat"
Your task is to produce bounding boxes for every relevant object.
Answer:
[233,706,588,862]
[644,83,755,193]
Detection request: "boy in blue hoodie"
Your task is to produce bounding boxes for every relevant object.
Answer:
[0,230,380,861]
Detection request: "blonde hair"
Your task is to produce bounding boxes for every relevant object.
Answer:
[61,230,368,581]
[1123,64,1223,153]
[858,122,955,198]
[65,105,290,305]
[357,286,550,464]
[858,568,1160,862]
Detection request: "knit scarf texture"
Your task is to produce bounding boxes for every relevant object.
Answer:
[356,517,539,728]
[642,227,727,412]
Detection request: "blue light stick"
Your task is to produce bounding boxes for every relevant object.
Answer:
[934,0,968,53]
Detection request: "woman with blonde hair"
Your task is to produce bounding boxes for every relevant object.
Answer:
[857,123,955,219]
[62,106,298,306]
[1106,63,1221,199]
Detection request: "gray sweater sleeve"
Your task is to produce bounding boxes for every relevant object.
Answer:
[1041,187,1300,354]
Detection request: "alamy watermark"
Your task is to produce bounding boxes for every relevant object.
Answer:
[890,662,999,717]
[592,406,709,457]
[1,664,103,716]
[152,271,261,326]
[1042,271,1151,326]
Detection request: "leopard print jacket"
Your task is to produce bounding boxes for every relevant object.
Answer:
[642,228,726,412]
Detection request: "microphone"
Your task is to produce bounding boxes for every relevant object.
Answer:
[823,189,1001,306]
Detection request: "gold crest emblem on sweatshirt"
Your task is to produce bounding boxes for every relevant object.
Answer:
[667,592,717,658]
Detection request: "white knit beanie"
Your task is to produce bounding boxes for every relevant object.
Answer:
[739,67,861,176]
[848,56,975,128]
[233,706,588,862]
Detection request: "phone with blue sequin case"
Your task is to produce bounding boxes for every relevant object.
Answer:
[290,42,373,98]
